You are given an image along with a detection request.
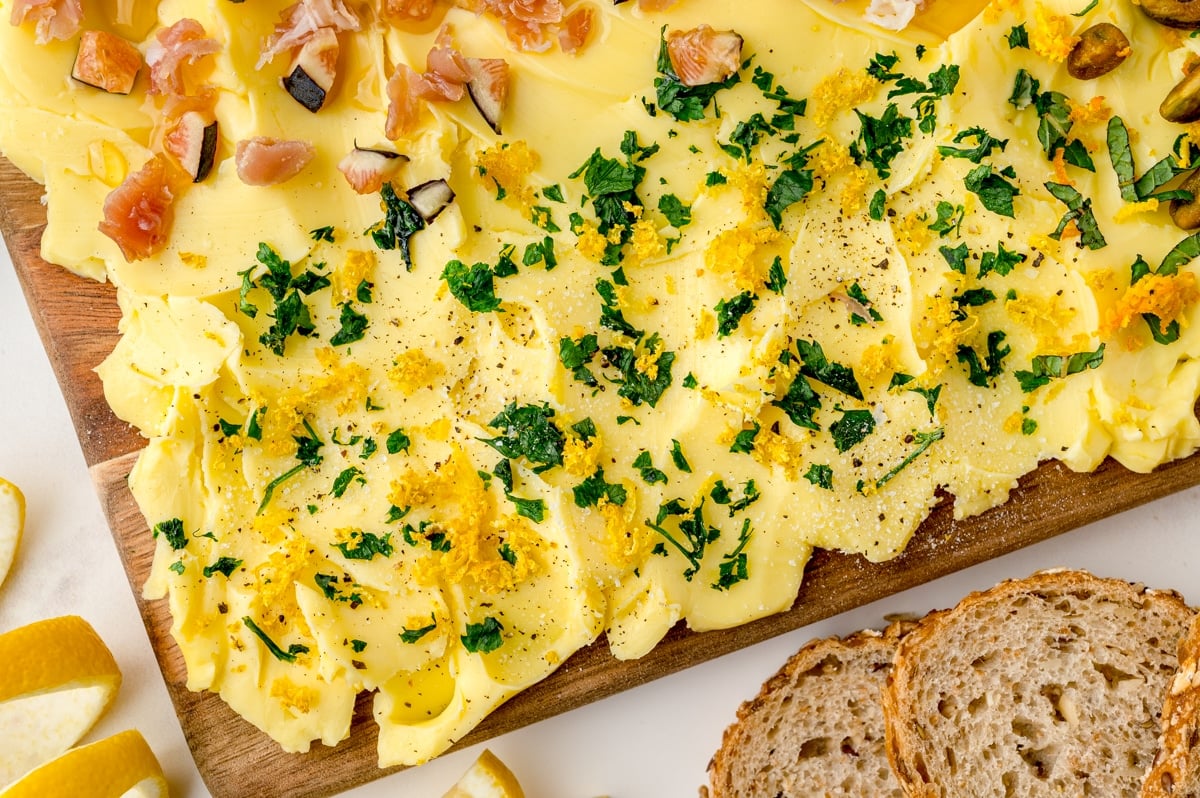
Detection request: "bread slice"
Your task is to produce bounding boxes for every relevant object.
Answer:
[883,569,1193,798]
[1142,613,1200,797]
[705,621,912,798]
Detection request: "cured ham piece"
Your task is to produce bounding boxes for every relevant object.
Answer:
[482,0,563,24]
[258,0,360,68]
[9,0,82,44]
[146,18,221,96]
[557,3,593,54]
[385,27,508,137]
[666,24,742,87]
[98,154,177,261]
[380,0,437,21]
[235,136,316,185]
[384,63,426,139]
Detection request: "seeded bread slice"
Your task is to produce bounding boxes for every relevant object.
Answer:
[1142,614,1200,798]
[705,622,912,798]
[883,569,1193,798]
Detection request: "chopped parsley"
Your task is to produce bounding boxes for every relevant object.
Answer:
[441,259,504,313]
[573,468,628,508]
[658,193,693,228]
[765,256,788,294]
[804,463,834,490]
[716,292,758,337]
[202,556,242,576]
[713,518,752,591]
[846,282,883,325]
[646,499,719,581]
[633,451,668,484]
[764,167,815,228]
[153,518,188,550]
[1015,344,1106,392]
[334,531,394,560]
[851,103,914,179]
[601,335,676,408]
[331,466,365,498]
[927,201,964,238]
[978,242,1026,277]
[481,402,566,471]
[401,616,437,644]
[795,339,864,400]
[310,225,335,242]
[506,493,547,522]
[862,428,945,492]
[559,334,601,387]
[242,616,308,663]
[869,189,887,221]
[386,428,411,454]
[730,422,761,454]
[368,183,425,271]
[957,330,1011,388]
[461,616,505,654]
[830,408,876,452]
[1007,24,1030,48]
[669,439,692,473]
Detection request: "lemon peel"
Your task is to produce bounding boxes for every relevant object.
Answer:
[0,478,23,588]
[442,749,526,798]
[0,616,122,787]
[0,729,167,798]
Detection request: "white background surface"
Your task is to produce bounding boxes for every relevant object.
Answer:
[2,238,1200,798]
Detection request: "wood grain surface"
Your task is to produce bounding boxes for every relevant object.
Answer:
[5,152,1200,798]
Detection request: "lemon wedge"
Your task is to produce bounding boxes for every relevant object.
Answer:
[442,749,526,798]
[0,478,24,588]
[0,616,123,787]
[0,730,167,798]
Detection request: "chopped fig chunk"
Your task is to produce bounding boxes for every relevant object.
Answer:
[72,30,142,95]
[163,112,218,182]
[666,24,742,87]
[407,178,455,222]
[235,137,315,186]
[338,145,408,194]
[465,57,509,134]
[284,26,338,112]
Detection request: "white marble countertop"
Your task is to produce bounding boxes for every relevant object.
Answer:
[3,240,1199,797]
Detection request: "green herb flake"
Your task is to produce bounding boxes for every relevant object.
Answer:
[715,292,758,337]
[1007,24,1030,48]
[658,193,693,228]
[804,463,834,490]
[202,557,242,579]
[368,183,426,270]
[334,531,394,561]
[331,466,365,498]
[730,423,761,454]
[713,518,753,591]
[401,615,437,644]
[461,616,505,654]
[1015,344,1106,392]
[670,439,693,473]
[633,451,668,485]
[956,330,1011,388]
[964,164,1020,218]
[153,518,188,551]
[830,409,876,452]
[573,468,628,508]
[507,493,547,522]
[242,616,309,663]
[481,402,566,471]
[869,188,887,221]
[386,428,411,455]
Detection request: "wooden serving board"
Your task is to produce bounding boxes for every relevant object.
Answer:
[5,154,1200,798]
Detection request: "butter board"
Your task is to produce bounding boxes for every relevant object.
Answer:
[6,145,1200,798]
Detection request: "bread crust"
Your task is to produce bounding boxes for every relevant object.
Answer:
[706,621,913,798]
[883,569,1193,798]
[1142,614,1200,798]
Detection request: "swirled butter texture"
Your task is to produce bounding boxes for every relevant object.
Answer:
[3,0,1200,767]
